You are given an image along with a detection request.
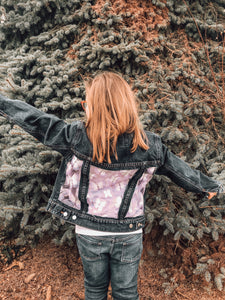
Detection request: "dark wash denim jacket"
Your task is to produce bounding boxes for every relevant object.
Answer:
[0,94,223,232]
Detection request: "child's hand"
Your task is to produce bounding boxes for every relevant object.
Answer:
[208,192,217,200]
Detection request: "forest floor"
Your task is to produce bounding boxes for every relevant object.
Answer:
[1,233,225,300]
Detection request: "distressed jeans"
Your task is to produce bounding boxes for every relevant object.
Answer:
[76,233,143,300]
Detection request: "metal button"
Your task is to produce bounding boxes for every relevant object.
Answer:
[72,215,77,220]
[129,224,133,229]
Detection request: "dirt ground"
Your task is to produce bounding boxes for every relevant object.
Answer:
[1,233,225,300]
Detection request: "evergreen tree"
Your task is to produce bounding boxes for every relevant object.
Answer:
[0,0,225,290]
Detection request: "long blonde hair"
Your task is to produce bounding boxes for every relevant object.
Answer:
[85,71,149,163]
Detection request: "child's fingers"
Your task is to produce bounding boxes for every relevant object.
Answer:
[208,192,217,200]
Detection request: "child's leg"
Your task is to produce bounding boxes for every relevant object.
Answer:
[110,233,143,300]
[76,234,110,300]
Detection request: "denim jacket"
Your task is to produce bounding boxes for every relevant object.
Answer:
[0,94,223,232]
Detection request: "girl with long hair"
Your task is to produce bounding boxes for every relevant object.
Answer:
[0,71,223,300]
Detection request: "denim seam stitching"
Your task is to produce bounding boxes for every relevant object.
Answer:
[165,164,204,192]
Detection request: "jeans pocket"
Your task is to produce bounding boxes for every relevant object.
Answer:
[76,234,102,261]
[121,234,143,263]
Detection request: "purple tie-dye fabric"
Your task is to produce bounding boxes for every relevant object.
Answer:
[58,156,82,209]
[59,156,155,218]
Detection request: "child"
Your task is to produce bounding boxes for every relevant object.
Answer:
[0,71,223,300]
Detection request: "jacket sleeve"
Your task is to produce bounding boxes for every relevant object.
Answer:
[156,142,224,196]
[0,93,80,154]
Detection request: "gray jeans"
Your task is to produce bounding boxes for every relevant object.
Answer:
[76,233,143,300]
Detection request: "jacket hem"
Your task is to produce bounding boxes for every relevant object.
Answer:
[46,199,145,232]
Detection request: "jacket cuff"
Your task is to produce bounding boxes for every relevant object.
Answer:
[207,182,225,199]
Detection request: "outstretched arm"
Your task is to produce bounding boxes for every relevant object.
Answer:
[156,143,224,198]
[0,93,80,154]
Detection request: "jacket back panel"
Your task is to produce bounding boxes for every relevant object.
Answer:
[59,155,156,219]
